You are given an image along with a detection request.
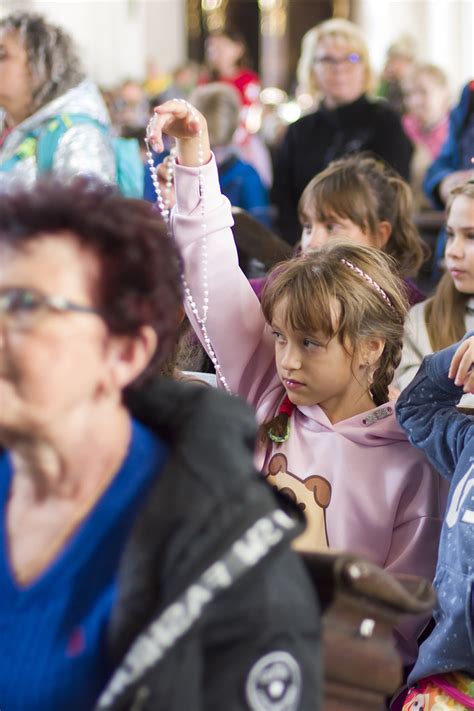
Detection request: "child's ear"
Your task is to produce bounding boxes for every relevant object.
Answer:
[375,221,392,248]
[358,337,386,368]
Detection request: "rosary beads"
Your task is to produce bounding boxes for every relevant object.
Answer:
[145,102,232,394]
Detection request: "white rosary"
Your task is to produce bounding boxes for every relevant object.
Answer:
[145,101,232,394]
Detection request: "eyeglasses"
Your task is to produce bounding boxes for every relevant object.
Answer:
[0,288,102,331]
[313,53,361,68]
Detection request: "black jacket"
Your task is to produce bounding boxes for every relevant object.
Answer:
[95,378,321,711]
[271,94,413,244]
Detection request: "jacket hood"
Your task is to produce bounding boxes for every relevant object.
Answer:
[1,79,110,143]
[297,399,407,447]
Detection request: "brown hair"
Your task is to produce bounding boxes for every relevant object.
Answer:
[298,154,426,277]
[206,26,250,74]
[0,176,183,383]
[260,241,408,442]
[425,183,474,351]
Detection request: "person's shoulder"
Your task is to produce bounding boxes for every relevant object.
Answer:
[407,298,429,320]
[235,68,260,84]
[284,110,321,139]
[365,96,403,123]
[232,158,263,179]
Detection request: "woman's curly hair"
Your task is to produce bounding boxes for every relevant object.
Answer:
[0,12,85,114]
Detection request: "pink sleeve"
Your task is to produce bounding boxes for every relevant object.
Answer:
[171,156,280,405]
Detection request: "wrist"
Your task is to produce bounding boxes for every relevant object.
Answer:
[176,135,211,168]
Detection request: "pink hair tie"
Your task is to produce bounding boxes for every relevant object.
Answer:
[340,258,395,310]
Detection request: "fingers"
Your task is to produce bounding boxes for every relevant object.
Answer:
[449,340,469,381]
[156,162,170,181]
[147,100,203,151]
[449,338,474,391]
[154,100,200,128]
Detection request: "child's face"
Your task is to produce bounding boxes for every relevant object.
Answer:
[404,72,449,127]
[205,35,243,74]
[270,297,374,423]
[301,213,373,253]
[444,195,474,294]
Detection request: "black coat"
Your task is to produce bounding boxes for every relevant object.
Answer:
[96,378,321,711]
[271,94,413,244]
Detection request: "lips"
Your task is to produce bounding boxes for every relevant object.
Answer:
[448,268,468,279]
[284,378,305,389]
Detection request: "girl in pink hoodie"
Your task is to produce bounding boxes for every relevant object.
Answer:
[148,100,446,663]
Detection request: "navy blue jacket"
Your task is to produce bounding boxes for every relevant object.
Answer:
[424,81,474,208]
[396,338,474,682]
[218,154,270,227]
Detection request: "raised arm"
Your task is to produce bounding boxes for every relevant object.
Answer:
[147,101,279,403]
[396,334,474,479]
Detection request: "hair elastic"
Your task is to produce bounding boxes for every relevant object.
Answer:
[268,395,295,443]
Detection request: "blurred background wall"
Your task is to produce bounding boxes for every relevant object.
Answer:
[0,0,472,93]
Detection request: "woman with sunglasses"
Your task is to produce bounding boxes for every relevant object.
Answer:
[272,18,413,244]
[0,178,320,710]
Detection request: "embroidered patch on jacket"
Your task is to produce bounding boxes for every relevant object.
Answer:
[362,406,393,426]
[245,651,302,710]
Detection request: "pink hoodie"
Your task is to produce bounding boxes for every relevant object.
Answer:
[172,157,446,662]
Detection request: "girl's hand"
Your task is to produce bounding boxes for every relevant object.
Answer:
[448,336,474,392]
[147,99,211,167]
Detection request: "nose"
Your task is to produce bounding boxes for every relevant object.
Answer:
[303,224,329,252]
[445,233,465,260]
[280,342,302,372]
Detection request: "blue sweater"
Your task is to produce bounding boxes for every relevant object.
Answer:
[218,155,270,227]
[0,419,167,710]
[396,338,474,683]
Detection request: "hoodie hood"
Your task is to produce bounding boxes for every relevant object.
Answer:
[0,79,110,156]
[297,399,407,446]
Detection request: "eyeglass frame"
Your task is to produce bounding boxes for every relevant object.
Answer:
[0,287,103,330]
[313,52,362,69]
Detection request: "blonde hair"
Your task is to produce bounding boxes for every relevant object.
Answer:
[189,82,241,147]
[425,183,474,351]
[297,18,373,98]
[298,155,426,278]
[260,241,408,441]
[411,62,449,89]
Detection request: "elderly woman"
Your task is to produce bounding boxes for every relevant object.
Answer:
[272,18,413,244]
[0,12,116,191]
[0,176,320,708]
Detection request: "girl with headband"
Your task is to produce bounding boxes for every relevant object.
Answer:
[147,99,446,666]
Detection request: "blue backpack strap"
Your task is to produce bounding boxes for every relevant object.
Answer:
[35,113,144,198]
[112,135,144,198]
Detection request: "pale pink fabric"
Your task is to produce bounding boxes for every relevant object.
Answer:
[402,113,449,159]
